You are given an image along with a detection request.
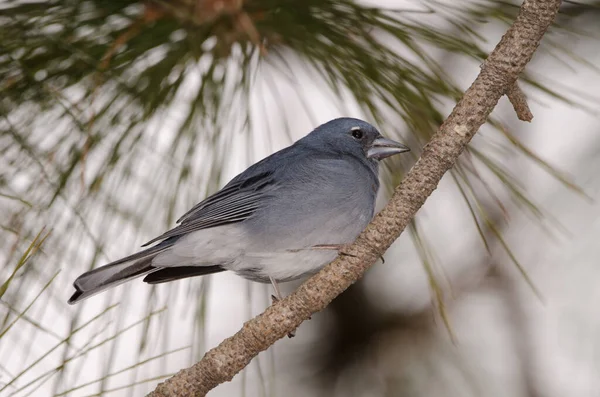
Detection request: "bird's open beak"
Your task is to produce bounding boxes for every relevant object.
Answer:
[367,136,410,160]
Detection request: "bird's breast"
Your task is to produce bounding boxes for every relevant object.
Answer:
[241,156,377,255]
[179,155,378,282]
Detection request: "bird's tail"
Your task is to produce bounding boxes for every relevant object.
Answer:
[68,239,175,305]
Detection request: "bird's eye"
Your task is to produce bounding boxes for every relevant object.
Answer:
[351,129,363,139]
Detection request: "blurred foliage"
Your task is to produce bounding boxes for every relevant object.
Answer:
[1,0,599,396]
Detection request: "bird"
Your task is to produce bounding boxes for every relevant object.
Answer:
[68,117,410,305]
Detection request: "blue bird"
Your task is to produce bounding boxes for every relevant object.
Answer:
[68,118,410,304]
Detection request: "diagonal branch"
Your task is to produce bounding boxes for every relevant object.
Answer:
[148,0,562,395]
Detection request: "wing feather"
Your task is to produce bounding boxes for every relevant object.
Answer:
[142,171,274,247]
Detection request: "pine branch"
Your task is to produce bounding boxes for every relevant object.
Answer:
[141,0,563,395]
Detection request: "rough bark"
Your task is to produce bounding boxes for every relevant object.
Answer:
[148,0,562,395]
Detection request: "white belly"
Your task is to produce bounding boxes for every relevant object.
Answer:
[226,249,339,283]
[151,222,352,283]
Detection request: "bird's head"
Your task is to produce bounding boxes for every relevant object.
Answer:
[300,117,410,163]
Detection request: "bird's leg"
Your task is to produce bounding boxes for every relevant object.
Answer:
[311,244,357,258]
[269,276,296,338]
[269,276,284,303]
[286,244,356,257]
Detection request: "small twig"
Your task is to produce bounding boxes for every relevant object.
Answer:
[507,82,534,121]
[481,63,534,122]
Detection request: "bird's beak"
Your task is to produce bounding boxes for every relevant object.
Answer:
[367,136,410,160]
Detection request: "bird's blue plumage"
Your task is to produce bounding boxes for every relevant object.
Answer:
[68,117,409,304]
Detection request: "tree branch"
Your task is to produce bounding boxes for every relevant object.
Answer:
[148,0,562,395]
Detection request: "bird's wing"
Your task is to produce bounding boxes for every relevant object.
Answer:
[141,170,275,247]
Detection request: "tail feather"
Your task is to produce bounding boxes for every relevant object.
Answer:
[143,265,225,284]
[68,239,176,305]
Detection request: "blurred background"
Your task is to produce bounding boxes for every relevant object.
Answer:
[1,0,600,396]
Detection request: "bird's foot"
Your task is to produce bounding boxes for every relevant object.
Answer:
[311,244,385,263]
[312,244,357,258]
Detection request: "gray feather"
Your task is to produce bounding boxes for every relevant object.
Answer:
[143,265,225,284]
[67,238,177,304]
[141,172,274,247]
